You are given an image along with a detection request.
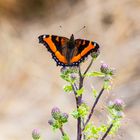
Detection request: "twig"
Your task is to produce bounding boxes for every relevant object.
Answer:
[101,123,113,140]
[71,84,79,108]
[59,127,65,136]
[83,87,104,130]
[78,65,83,83]
[77,65,84,140]
[83,59,94,76]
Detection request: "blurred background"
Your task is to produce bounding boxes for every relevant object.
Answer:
[0,0,140,139]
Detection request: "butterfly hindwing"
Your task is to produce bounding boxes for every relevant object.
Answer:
[38,35,69,66]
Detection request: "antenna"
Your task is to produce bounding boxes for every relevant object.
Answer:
[58,25,86,37]
[74,26,86,35]
[58,25,70,35]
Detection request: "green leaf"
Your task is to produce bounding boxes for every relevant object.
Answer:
[63,85,73,92]
[76,87,84,97]
[85,71,105,77]
[60,74,71,82]
[78,103,89,118]
[71,110,79,119]
[83,123,100,139]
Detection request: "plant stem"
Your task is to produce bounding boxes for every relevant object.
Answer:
[83,59,94,76]
[60,127,65,136]
[83,87,104,130]
[75,60,96,140]
[71,84,78,108]
[76,66,84,140]
[101,123,113,140]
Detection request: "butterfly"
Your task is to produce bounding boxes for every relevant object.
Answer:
[38,34,100,67]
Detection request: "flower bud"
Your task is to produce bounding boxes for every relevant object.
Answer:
[100,63,109,74]
[60,67,67,73]
[60,113,69,123]
[113,99,124,111]
[51,107,61,120]
[91,49,100,59]
[32,128,40,140]
[70,73,77,81]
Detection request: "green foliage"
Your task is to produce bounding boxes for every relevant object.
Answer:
[83,123,101,140]
[76,87,84,97]
[78,103,89,118]
[63,85,73,93]
[85,71,105,77]
[103,80,111,90]
[71,109,79,119]
[71,103,89,119]
[51,119,62,130]
[61,134,70,140]
[60,68,78,83]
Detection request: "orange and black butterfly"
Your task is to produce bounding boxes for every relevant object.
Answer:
[38,34,100,67]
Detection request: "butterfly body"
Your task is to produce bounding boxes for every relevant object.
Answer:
[38,34,99,67]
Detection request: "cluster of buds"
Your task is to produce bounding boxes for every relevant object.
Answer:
[48,107,69,129]
[100,62,115,76]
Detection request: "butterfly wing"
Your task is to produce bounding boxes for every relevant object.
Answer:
[70,39,100,65]
[38,35,69,66]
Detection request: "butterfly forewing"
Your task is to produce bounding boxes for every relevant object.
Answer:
[38,35,70,66]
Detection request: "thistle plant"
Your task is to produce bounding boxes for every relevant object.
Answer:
[32,51,125,140]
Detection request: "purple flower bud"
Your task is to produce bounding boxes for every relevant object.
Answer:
[113,99,125,111]
[60,113,69,123]
[70,73,77,80]
[51,107,61,120]
[32,128,40,140]
[60,67,67,73]
[100,62,109,74]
